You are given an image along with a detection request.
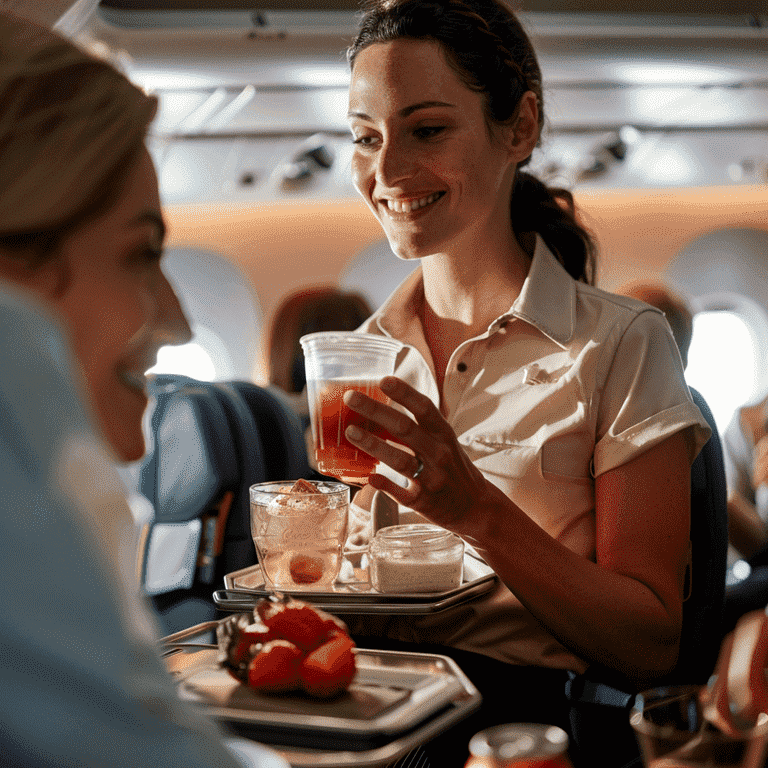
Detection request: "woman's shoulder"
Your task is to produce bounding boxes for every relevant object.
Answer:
[577,280,666,319]
[573,280,669,340]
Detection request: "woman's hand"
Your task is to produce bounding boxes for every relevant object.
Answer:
[343,375,506,537]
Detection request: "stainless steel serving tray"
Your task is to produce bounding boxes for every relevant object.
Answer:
[216,559,498,615]
[161,622,482,768]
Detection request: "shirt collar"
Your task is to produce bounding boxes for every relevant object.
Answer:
[509,236,577,348]
[372,235,578,348]
[372,265,426,349]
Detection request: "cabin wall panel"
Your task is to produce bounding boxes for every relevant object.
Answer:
[165,188,768,382]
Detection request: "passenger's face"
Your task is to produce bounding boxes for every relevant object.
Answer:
[46,149,191,461]
[348,39,519,260]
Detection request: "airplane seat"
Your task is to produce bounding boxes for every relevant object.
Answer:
[227,380,313,483]
[565,386,728,768]
[137,375,311,635]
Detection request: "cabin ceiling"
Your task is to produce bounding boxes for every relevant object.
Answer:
[72,2,768,200]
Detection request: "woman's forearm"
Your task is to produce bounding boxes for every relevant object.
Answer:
[462,434,690,689]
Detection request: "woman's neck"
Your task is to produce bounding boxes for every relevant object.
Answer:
[418,230,534,398]
[420,230,533,336]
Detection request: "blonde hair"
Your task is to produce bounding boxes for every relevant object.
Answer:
[0,12,157,243]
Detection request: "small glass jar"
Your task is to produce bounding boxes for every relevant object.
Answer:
[369,523,464,593]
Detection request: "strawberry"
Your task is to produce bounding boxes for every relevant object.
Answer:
[247,639,303,693]
[258,599,342,652]
[317,613,349,644]
[217,614,270,681]
[230,628,268,668]
[300,632,357,698]
[289,554,324,584]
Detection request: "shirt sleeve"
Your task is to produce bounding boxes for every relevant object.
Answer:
[592,308,711,477]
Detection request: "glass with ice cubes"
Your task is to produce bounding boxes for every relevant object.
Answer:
[249,479,349,590]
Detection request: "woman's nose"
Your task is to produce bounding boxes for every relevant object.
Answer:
[375,137,414,188]
[153,272,193,348]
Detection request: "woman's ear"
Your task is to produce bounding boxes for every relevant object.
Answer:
[505,90,540,162]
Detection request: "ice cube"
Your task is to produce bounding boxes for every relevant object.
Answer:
[290,478,320,494]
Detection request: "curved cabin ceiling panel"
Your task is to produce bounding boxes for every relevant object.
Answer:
[86,2,768,199]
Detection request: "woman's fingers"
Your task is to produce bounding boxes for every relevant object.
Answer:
[345,422,422,480]
[379,376,452,437]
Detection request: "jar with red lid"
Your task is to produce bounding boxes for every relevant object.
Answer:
[464,723,574,768]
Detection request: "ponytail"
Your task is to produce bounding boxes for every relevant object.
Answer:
[512,172,596,285]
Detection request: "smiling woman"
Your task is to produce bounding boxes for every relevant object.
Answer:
[0,17,191,461]
[340,2,713,767]
[0,11,286,768]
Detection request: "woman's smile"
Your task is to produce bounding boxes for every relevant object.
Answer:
[348,39,518,261]
[381,191,445,215]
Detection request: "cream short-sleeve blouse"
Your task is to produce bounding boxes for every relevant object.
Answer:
[348,237,711,672]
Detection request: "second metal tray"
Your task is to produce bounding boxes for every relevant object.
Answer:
[161,622,482,767]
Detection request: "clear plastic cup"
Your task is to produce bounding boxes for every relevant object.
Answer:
[300,331,402,486]
[249,480,349,590]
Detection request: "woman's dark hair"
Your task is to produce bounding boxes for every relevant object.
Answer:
[269,288,374,393]
[348,0,596,284]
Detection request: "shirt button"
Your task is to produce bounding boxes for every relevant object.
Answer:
[457,362,468,372]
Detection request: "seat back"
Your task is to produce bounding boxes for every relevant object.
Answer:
[228,380,313,483]
[678,386,728,682]
[137,375,311,633]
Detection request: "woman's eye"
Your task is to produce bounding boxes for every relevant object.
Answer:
[130,246,163,268]
[414,126,445,139]
[351,134,377,147]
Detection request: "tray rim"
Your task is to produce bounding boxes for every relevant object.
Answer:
[213,575,497,614]
[223,561,497,604]
[168,647,466,737]
[160,625,482,767]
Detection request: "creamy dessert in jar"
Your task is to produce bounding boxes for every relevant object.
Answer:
[369,523,464,593]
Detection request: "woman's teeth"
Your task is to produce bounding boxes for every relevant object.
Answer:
[386,192,442,213]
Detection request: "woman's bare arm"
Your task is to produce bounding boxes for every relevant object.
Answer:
[344,375,691,689]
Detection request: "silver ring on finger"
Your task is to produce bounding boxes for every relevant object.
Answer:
[412,458,424,480]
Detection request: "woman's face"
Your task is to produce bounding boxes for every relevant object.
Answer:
[32,149,191,462]
[348,39,525,260]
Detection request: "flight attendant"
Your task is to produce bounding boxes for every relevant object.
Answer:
[341,1,711,765]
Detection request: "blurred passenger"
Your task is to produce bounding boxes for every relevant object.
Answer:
[0,13,283,767]
[721,396,768,559]
[720,395,768,631]
[267,286,373,432]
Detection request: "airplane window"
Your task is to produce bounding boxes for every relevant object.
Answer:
[685,310,755,433]
[147,342,217,382]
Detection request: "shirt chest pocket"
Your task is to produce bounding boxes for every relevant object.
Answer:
[464,434,595,534]
[466,430,594,487]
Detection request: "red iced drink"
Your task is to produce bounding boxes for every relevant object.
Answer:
[309,378,390,484]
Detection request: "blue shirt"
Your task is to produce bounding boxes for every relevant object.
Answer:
[0,283,279,768]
